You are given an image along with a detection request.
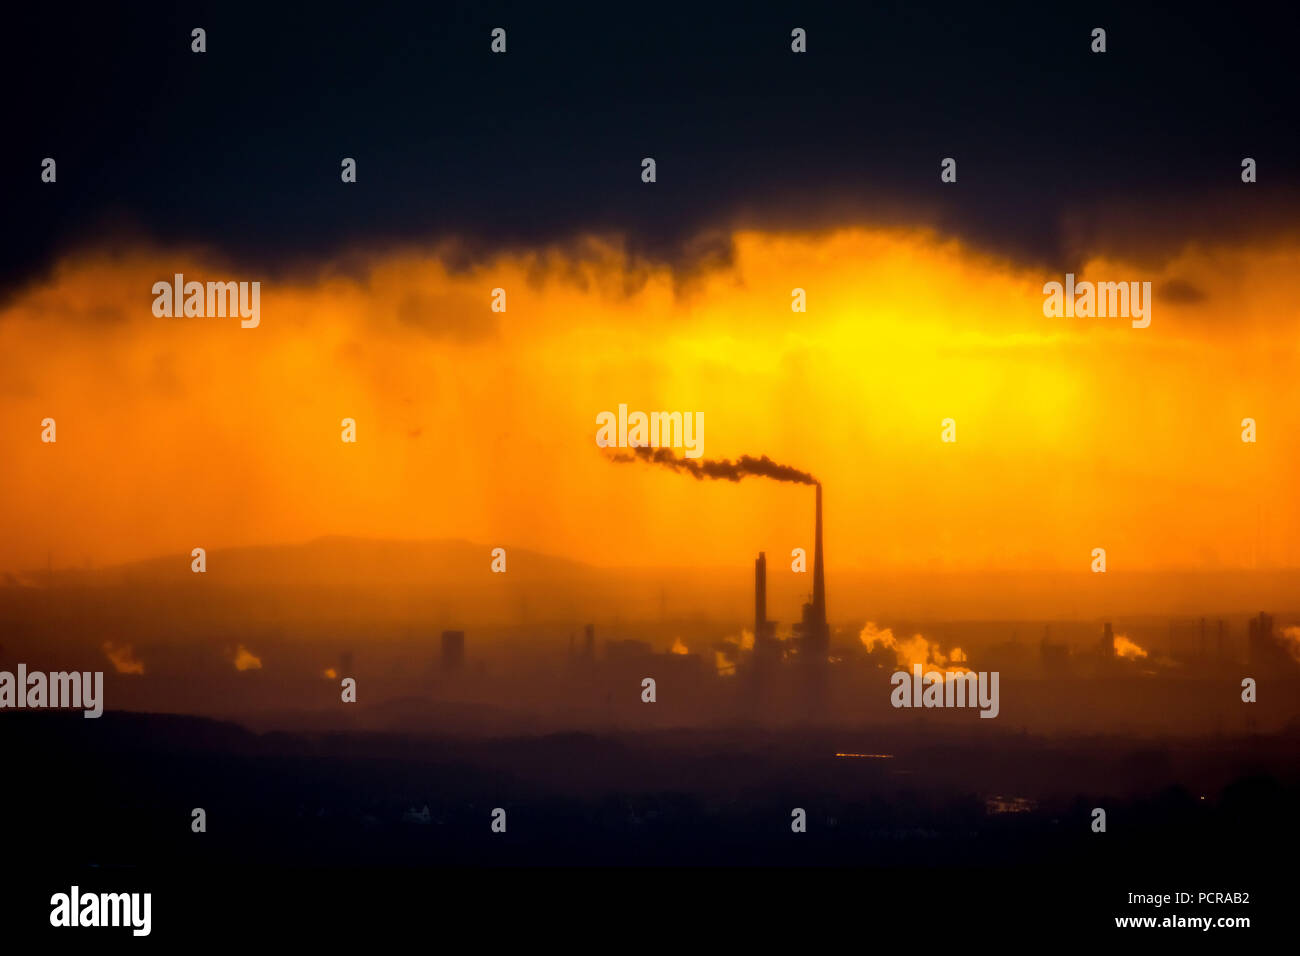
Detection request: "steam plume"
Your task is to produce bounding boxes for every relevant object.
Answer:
[610,446,817,485]
[102,641,145,675]
[1113,634,1148,660]
[858,621,970,681]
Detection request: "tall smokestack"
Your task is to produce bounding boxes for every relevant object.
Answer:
[755,552,767,643]
[795,482,830,660]
[813,483,826,625]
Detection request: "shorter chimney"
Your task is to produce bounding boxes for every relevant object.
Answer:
[441,630,465,670]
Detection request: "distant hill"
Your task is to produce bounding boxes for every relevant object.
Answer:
[5,536,1300,626]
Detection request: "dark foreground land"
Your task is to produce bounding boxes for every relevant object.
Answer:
[1,711,1291,943]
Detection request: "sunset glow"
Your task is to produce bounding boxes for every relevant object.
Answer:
[1,229,1297,577]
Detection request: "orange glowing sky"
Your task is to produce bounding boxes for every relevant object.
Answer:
[1,227,1297,574]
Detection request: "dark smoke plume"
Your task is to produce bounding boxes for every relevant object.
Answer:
[610,446,817,485]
